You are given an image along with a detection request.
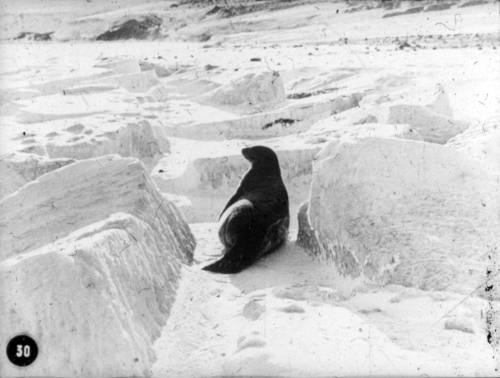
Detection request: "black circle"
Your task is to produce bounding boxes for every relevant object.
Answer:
[6,335,38,367]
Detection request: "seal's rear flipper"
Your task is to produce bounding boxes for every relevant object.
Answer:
[202,244,257,274]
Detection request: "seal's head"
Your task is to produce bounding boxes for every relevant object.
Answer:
[242,145,278,165]
[241,146,282,177]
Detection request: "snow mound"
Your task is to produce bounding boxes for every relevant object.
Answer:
[168,93,362,140]
[0,153,74,200]
[45,120,168,169]
[310,122,423,163]
[103,70,160,93]
[0,155,194,261]
[0,155,195,377]
[312,121,423,144]
[298,137,500,294]
[447,117,500,175]
[387,104,468,144]
[0,212,188,377]
[96,15,163,41]
[202,71,285,109]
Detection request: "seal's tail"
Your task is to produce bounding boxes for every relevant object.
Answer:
[202,243,259,274]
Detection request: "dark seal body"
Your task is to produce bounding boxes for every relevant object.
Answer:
[202,146,289,274]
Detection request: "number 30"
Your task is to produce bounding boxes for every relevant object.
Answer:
[16,345,30,357]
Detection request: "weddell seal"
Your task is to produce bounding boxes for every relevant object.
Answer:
[202,146,290,274]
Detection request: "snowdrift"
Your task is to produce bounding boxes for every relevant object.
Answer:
[384,86,468,144]
[0,154,193,262]
[202,71,285,108]
[45,120,168,169]
[0,155,195,377]
[297,137,500,295]
[0,153,74,200]
[102,70,160,93]
[168,93,362,140]
[387,104,468,144]
[447,116,500,175]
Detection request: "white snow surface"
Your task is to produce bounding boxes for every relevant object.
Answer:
[152,223,498,377]
[1,0,499,377]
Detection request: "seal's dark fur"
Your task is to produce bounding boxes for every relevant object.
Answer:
[202,146,289,274]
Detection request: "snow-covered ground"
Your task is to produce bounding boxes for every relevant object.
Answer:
[1,0,499,377]
[154,223,498,377]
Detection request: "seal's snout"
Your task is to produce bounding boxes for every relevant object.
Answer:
[241,147,252,161]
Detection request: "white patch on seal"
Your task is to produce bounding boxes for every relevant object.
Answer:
[218,199,252,229]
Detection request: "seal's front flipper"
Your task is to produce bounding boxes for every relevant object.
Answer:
[260,215,289,256]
